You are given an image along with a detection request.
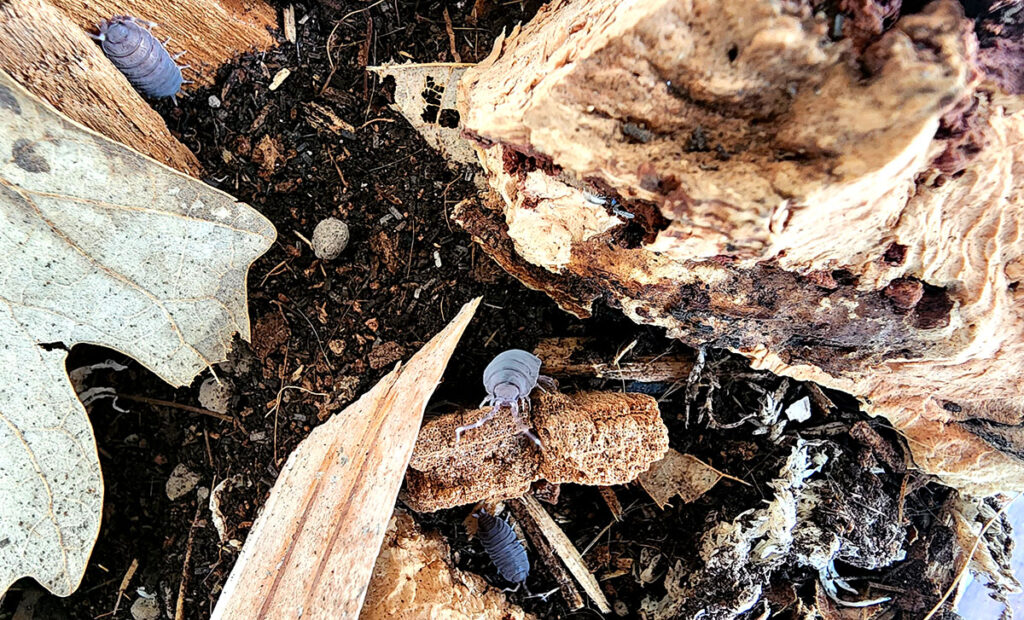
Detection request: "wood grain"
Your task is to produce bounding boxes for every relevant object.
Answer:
[212,299,480,620]
[0,0,202,175]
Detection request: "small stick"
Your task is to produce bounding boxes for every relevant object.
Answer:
[443,7,462,62]
[922,493,1021,620]
[514,496,612,613]
[507,498,584,611]
[118,393,236,425]
[175,498,205,620]
[111,558,138,617]
[283,5,297,43]
[598,486,623,521]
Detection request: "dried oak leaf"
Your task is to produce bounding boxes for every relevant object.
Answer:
[367,62,478,165]
[0,71,275,597]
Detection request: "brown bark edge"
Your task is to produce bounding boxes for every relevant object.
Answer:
[49,0,277,90]
[0,0,203,175]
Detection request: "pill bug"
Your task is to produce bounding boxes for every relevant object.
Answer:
[91,16,189,102]
[475,510,530,586]
[455,349,547,445]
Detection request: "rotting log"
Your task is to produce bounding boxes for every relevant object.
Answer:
[49,0,277,90]
[0,0,202,175]
[454,0,1024,494]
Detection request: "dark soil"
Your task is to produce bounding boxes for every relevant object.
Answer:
[0,2,972,619]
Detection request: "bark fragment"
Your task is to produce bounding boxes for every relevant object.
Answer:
[450,0,1024,494]
[361,509,532,620]
[404,390,668,512]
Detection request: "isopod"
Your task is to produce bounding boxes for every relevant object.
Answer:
[475,510,530,586]
[91,16,189,102]
[455,349,550,446]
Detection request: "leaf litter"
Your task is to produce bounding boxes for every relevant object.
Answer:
[0,70,274,598]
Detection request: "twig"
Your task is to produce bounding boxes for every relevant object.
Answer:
[598,486,623,521]
[507,498,584,611]
[118,393,237,425]
[514,496,612,613]
[111,558,138,617]
[922,493,1021,620]
[443,7,461,62]
[175,499,205,620]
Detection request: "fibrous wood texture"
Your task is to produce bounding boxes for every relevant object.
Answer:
[211,299,479,620]
[456,0,1024,494]
[0,0,202,175]
[360,509,532,620]
[405,390,668,511]
[49,0,276,90]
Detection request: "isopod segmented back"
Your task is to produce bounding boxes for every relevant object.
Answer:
[476,510,530,584]
[94,16,183,100]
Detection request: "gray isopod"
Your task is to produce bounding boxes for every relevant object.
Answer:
[92,16,190,102]
[455,349,550,446]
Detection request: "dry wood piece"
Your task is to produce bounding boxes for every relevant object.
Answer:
[360,509,532,620]
[515,496,612,614]
[506,499,585,612]
[49,0,276,89]
[638,449,740,509]
[405,390,668,512]
[533,337,693,382]
[211,299,479,620]
[451,0,1024,494]
[0,0,202,175]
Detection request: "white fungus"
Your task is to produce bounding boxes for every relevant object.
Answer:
[312,217,350,260]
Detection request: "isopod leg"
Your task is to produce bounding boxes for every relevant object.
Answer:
[536,375,558,392]
[454,406,497,445]
[516,398,544,448]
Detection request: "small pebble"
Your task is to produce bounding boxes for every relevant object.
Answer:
[198,376,233,414]
[312,217,350,260]
[208,95,222,108]
[165,463,200,501]
[130,596,160,620]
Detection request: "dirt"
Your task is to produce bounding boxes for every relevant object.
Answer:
[0,1,980,619]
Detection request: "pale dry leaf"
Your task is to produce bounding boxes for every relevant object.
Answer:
[638,449,724,509]
[0,70,275,597]
[212,298,480,620]
[368,62,478,165]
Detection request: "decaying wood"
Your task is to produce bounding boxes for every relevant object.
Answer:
[49,0,276,89]
[211,299,480,620]
[0,0,202,175]
[515,496,612,614]
[404,390,668,511]
[506,499,585,612]
[534,337,693,382]
[454,0,1024,494]
[361,509,532,620]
